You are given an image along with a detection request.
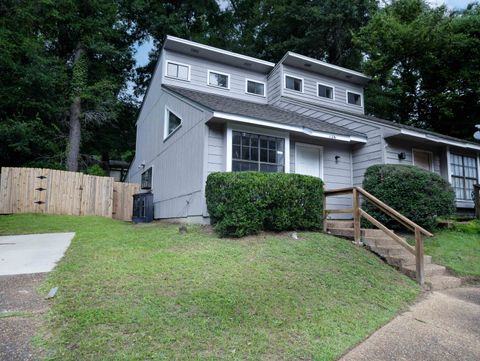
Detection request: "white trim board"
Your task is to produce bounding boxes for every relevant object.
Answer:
[213,111,367,144]
[400,129,480,151]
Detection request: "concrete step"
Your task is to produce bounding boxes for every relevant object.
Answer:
[369,244,406,257]
[426,275,462,291]
[326,220,354,229]
[326,227,355,238]
[387,254,432,267]
[327,227,394,240]
[363,229,390,238]
[363,236,403,248]
[402,263,447,278]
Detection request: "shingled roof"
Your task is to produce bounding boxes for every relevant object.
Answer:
[162,85,366,139]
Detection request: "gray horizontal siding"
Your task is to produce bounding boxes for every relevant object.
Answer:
[162,50,268,103]
[385,139,442,175]
[275,98,383,186]
[281,64,365,114]
[128,89,209,218]
[267,64,282,105]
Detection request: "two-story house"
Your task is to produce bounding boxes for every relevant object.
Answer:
[127,35,480,223]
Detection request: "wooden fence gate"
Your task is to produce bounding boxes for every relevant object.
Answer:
[0,167,139,221]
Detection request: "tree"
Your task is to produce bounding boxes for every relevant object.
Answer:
[228,0,378,69]
[355,0,480,140]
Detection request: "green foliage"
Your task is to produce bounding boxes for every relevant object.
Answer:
[85,164,106,176]
[206,172,324,237]
[355,0,480,140]
[0,214,419,360]
[454,220,480,235]
[362,164,455,231]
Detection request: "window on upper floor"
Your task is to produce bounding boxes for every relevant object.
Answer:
[317,83,334,99]
[245,79,266,96]
[141,167,152,190]
[208,70,229,89]
[285,75,303,92]
[166,61,190,81]
[347,91,362,106]
[450,153,478,200]
[232,131,285,172]
[164,108,182,140]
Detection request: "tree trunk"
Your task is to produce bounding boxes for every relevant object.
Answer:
[66,45,84,172]
[66,95,82,171]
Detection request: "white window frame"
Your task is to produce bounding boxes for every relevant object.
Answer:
[316,82,335,101]
[163,106,182,141]
[165,60,191,81]
[284,73,304,93]
[294,142,324,180]
[346,90,363,107]
[225,123,290,173]
[207,69,230,90]
[449,152,478,201]
[245,78,266,97]
[412,148,434,172]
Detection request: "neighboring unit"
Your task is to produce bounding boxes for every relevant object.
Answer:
[127,36,480,223]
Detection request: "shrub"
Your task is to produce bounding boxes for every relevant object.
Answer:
[206,172,324,237]
[362,164,455,231]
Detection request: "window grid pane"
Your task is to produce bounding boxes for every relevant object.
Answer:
[286,76,302,91]
[232,131,284,173]
[247,81,265,95]
[450,154,477,200]
[167,111,181,134]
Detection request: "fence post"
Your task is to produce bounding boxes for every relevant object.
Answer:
[415,227,424,285]
[353,187,361,244]
[322,188,327,232]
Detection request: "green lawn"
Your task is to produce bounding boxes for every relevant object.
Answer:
[0,214,419,361]
[424,220,480,279]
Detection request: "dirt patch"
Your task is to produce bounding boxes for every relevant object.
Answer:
[0,273,48,361]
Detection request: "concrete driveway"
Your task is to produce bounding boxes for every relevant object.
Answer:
[0,232,74,360]
[0,233,74,276]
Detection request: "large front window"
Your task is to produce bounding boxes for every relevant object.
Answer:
[232,131,285,172]
[451,153,478,200]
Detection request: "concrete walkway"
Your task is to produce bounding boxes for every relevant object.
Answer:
[341,286,480,361]
[0,233,74,275]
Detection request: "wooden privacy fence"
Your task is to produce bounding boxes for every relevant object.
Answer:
[0,167,139,221]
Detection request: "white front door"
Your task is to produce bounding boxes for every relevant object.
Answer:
[295,143,323,178]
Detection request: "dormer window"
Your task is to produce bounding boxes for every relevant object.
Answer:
[166,61,190,81]
[245,79,266,96]
[208,70,230,89]
[317,83,334,99]
[284,74,303,92]
[347,91,362,106]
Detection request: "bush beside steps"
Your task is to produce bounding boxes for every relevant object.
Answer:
[362,164,456,231]
[206,172,324,237]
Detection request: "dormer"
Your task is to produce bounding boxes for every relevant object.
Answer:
[160,36,274,103]
[268,52,370,114]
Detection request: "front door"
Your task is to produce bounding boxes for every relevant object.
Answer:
[413,149,433,171]
[295,143,323,178]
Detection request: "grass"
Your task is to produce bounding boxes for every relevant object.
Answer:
[0,214,419,361]
[424,220,480,278]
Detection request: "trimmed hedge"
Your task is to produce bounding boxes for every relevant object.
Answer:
[206,172,324,237]
[362,164,455,231]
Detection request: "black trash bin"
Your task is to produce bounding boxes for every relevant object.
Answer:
[132,192,154,223]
